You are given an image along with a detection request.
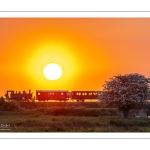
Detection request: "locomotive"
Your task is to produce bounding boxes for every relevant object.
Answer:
[5,89,102,102]
[5,90,33,101]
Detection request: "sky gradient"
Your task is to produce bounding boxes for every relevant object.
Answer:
[0,18,150,96]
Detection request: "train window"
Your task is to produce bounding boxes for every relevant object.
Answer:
[82,93,84,95]
[50,92,54,95]
[84,93,87,95]
[93,93,97,95]
[61,92,64,95]
[89,93,92,95]
[79,93,81,95]
[38,92,40,95]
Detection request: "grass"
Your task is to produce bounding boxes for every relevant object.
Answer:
[0,110,150,132]
[0,101,150,132]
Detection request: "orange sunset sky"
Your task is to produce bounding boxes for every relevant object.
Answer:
[0,18,150,96]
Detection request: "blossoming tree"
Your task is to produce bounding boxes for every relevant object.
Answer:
[99,73,150,118]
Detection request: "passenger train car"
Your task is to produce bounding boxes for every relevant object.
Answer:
[71,91,100,102]
[36,90,69,101]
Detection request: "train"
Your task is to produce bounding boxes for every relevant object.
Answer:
[5,89,102,102]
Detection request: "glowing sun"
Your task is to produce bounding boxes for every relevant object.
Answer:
[43,63,62,80]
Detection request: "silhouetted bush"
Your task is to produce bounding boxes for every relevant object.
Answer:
[0,96,20,111]
[2,102,20,111]
[0,96,5,105]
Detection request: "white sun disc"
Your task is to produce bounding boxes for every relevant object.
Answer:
[43,63,62,80]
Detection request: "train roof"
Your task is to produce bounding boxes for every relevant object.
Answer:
[71,90,102,92]
[36,90,68,92]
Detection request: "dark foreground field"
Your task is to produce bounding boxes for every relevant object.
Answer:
[1,102,150,132]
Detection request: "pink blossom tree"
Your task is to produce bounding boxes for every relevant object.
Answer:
[100,73,150,118]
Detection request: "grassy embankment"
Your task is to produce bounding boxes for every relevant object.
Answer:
[0,101,150,132]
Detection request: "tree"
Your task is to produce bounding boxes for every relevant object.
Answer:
[99,73,150,118]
